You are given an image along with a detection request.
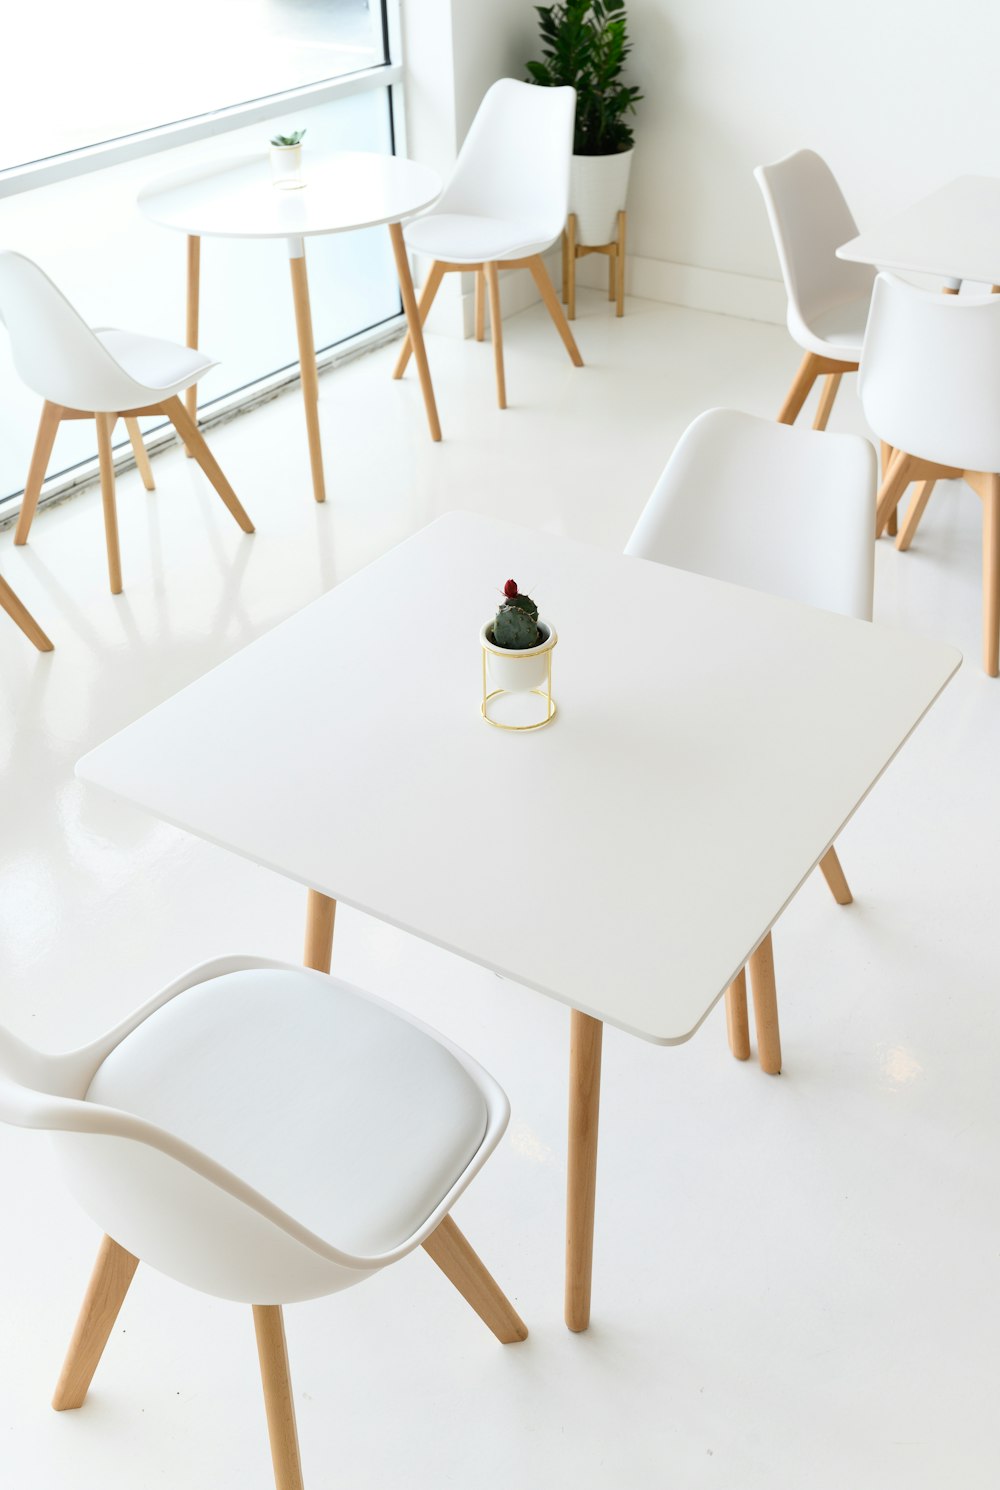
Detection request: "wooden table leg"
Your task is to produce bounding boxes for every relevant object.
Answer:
[287,237,327,504]
[748,932,781,1075]
[303,889,336,973]
[184,235,200,456]
[565,1009,603,1332]
[388,221,442,443]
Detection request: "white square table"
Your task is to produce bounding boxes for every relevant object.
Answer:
[76,512,960,1331]
[837,175,1000,289]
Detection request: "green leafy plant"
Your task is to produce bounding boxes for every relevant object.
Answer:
[270,129,307,148]
[492,579,541,650]
[526,0,642,156]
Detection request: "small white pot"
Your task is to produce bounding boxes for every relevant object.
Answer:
[569,148,634,246]
[270,143,305,190]
[481,618,557,693]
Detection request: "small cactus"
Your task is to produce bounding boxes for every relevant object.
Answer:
[492,580,540,649]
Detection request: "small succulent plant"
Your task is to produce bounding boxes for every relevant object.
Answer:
[271,129,307,147]
[492,579,541,649]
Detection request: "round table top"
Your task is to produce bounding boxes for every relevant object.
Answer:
[138,150,441,239]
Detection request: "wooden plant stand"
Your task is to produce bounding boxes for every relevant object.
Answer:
[562,210,627,321]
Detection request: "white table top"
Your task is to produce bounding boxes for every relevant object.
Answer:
[138,150,441,239]
[76,513,959,1045]
[837,175,1000,285]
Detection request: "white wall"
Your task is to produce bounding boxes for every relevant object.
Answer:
[611,0,1000,317]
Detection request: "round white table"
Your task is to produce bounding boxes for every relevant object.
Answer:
[139,151,443,504]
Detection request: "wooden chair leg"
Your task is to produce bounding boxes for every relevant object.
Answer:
[160,397,255,534]
[615,210,626,318]
[561,230,569,304]
[818,846,853,905]
[875,448,917,538]
[484,262,506,409]
[983,473,1000,678]
[14,401,62,545]
[812,372,842,431]
[474,267,486,342]
[748,932,781,1075]
[566,213,577,321]
[422,1214,528,1344]
[776,352,822,425]
[565,1009,602,1332]
[880,441,898,536]
[95,413,123,595]
[303,888,337,973]
[526,255,584,367]
[184,234,201,453]
[896,479,937,552]
[252,1306,304,1490]
[125,418,156,491]
[0,575,54,651]
[725,968,751,1060]
[392,259,446,379]
[52,1236,138,1410]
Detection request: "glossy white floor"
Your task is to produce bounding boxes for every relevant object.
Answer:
[1,289,997,1490]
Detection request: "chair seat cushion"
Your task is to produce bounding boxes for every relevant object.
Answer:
[404,212,554,264]
[96,328,215,398]
[86,968,489,1259]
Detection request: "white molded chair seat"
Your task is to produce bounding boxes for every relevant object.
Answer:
[860,271,1000,674]
[0,956,524,1490]
[626,409,877,1074]
[755,149,875,428]
[95,328,215,401]
[87,966,489,1259]
[0,249,253,597]
[394,79,582,409]
[403,212,552,265]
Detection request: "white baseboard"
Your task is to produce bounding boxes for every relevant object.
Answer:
[576,251,787,326]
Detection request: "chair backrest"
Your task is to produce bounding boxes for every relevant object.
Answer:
[754,149,874,340]
[438,79,576,243]
[625,409,877,621]
[0,956,502,1304]
[859,272,1000,473]
[0,250,150,411]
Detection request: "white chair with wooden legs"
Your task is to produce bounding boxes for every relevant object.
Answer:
[755,150,876,438]
[860,271,1000,676]
[394,78,583,410]
[0,250,253,596]
[625,408,877,1073]
[0,573,53,650]
[0,956,525,1490]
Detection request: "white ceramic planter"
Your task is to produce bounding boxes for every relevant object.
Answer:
[270,144,305,190]
[569,148,634,246]
[481,619,557,693]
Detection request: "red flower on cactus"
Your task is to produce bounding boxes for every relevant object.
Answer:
[503,579,519,598]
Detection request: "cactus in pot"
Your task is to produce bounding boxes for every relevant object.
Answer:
[492,579,541,649]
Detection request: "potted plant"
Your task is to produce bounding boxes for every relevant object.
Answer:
[480,579,557,695]
[527,0,642,246]
[269,128,307,190]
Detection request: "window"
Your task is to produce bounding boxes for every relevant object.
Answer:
[0,2,401,507]
[1,0,389,171]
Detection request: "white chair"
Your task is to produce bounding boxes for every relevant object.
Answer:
[755,150,876,437]
[626,408,877,1073]
[393,78,583,409]
[860,271,1000,675]
[0,956,525,1490]
[0,251,254,595]
[0,573,53,650]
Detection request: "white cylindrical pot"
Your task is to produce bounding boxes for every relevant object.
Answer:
[481,619,557,693]
[569,148,634,246]
[270,144,305,190]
